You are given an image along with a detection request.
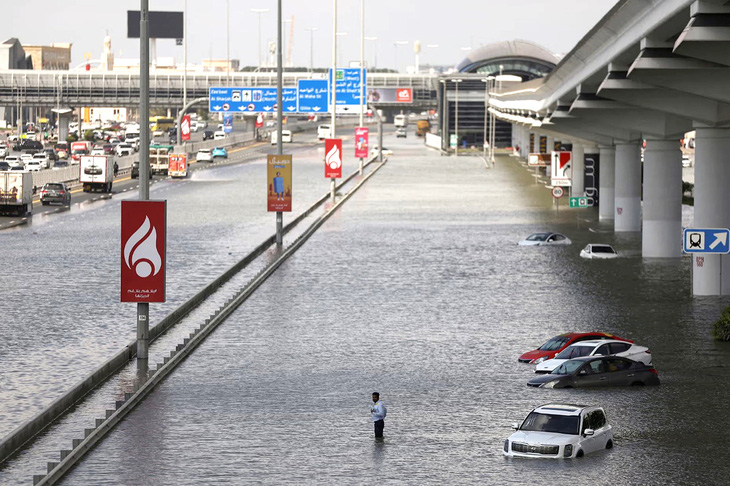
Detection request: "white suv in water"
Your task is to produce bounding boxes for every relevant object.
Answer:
[504,403,613,458]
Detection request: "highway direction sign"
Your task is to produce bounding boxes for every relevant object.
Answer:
[209,87,297,113]
[297,79,328,113]
[329,68,367,113]
[683,228,730,254]
[569,197,589,208]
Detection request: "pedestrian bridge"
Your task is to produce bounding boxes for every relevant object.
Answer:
[489,0,730,295]
[0,70,439,109]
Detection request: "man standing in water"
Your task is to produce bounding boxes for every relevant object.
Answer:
[370,392,386,438]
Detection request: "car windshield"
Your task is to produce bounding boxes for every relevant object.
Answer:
[592,245,616,253]
[552,360,586,375]
[520,412,579,435]
[526,233,549,241]
[556,345,593,360]
[537,336,570,351]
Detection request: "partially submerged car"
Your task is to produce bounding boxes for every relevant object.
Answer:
[528,356,660,388]
[535,339,652,374]
[518,232,572,246]
[580,244,618,259]
[518,332,632,364]
[504,403,613,458]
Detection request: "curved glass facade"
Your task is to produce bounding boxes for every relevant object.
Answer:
[461,59,555,80]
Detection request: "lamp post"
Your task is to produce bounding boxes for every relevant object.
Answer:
[453,78,462,157]
[481,78,490,160]
[424,44,438,73]
[283,18,292,67]
[251,8,270,68]
[305,27,318,72]
[393,40,407,72]
[359,0,364,175]
[365,36,378,70]
[331,0,337,200]
[226,0,230,83]
[336,32,347,68]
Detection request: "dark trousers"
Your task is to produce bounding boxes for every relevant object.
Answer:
[374,419,384,438]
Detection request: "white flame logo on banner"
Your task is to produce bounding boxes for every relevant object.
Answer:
[124,216,162,278]
[181,117,190,136]
[325,143,342,170]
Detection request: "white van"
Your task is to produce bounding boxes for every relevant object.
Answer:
[317,125,332,140]
[214,131,226,140]
[270,130,293,145]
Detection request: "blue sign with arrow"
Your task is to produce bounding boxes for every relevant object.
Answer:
[297,79,329,113]
[329,68,367,111]
[209,87,298,113]
[683,228,730,253]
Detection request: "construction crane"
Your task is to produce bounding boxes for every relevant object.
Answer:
[287,15,294,67]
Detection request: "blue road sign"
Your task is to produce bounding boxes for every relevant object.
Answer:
[209,87,297,113]
[223,114,233,133]
[297,79,328,113]
[329,68,367,108]
[683,228,730,254]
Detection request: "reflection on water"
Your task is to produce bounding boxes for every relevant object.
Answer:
[60,140,730,485]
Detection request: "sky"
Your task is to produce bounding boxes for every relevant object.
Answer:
[6,0,617,70]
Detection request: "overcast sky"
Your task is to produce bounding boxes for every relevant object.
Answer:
[6,0,616,70]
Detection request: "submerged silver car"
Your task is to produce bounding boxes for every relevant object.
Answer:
[518,232,572,246]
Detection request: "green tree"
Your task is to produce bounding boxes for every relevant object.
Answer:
[83,130,95,142]
[712,305,730,341]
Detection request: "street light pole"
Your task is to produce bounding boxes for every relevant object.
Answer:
[305,27,318,72]
[455,79,459,157]
[365,36,378,70]
[276,0,283,245]
[331,0,337,200]
[183,0,187,108]
[226,0,230,83]
[394,40,407,72]
[251,8,270,68]
[138,0,150,362]
[359,0,364,175]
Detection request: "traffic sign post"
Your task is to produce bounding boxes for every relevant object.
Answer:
[551,186,564,198]
[683,228,730,254]
[569,196,589,208]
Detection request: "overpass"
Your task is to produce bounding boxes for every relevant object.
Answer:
[489,0,730,296]
[0,70,438,109]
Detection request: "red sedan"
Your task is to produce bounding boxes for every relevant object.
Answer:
[518,332,633,364]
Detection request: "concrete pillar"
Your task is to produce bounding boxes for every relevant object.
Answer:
[642,139,682,258]
[572,143,585,195]
[614,142,642,231]
[693,127,730,295]
[521,127,529,159]
[599,145,616,221]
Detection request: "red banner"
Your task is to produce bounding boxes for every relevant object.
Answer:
[355,127,369,159]
[324,138,343,179]
[181,115,191,142]
[121,200,166,303]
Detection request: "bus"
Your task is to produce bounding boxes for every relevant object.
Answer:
[150,116,175,133]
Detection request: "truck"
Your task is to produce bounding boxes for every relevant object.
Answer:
[79,155,114,192]
[0,171,33,216]
[168,153,188,178]
[150,144,173,175]
[416,119,431,137]
[70,141,92,164]
[394,114,408,128]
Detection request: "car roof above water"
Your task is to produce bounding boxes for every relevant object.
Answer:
[533,403,588,416]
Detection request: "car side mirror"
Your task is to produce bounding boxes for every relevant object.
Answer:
[511,422,519,430]
[583,428,594,437]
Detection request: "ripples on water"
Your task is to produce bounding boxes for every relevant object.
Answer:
[9,140,730,485]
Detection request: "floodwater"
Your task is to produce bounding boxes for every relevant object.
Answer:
[5,132,730,485]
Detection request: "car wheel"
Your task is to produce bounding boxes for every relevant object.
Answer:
[576,449,584,458]
[606,440,613,449]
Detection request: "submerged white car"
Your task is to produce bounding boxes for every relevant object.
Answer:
[535,339,652,374]
[518,232,572,246]
[504,403,614,459]
[580,243,618,259]
[196,149,213,162]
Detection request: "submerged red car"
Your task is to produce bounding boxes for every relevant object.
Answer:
[518,332,633,364]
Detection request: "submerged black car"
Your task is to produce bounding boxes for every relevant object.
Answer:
[40,182,71,206]
[527,356,660,388]
[131,161,152,179]
[202,130,214,141]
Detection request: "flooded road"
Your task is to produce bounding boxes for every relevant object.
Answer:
[54,137,730,484]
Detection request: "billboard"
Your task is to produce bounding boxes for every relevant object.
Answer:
[127,11,184,39]
[121,200,166,303]
[267,155,292,212]
[355,127,369,158]
[324,139,343,179]
[367,87,413,103]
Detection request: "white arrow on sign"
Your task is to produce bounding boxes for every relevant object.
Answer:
[312,106,321,112]
[264,106,272,111]
[213,105,222,110]
[238,106,247,111]
[709,232,728,250]
[287,106,296,111]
